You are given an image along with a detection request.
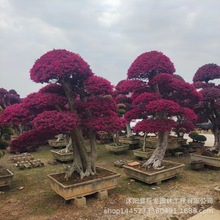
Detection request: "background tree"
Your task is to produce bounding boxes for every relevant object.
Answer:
[0,88,21,149]
[114,79,149,136]
[1,49,124,179]
[193,63,220,154]
[123,51,200,168]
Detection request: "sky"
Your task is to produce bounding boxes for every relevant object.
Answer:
[1,0,220,98]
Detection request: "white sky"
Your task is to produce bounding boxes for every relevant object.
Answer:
[1,0,220,98]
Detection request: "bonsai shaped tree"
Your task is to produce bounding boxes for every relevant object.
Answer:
[114,79,149,137]
[123,51,200,169]
[188,131,207,143]
[193,63,220,155]
[1,49,124,179]
[0,88,21,149]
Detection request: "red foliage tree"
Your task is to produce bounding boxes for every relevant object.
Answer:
[193,63,220,154]
[2,49,124,179]
[123,51,200,168]
[0,88,21,138]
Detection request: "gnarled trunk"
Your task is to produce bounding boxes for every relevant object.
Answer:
[65,129,95,180]
[61,80,95,179]
[126,123,132,137]
[142,131,169,169]
[63,136,72,153]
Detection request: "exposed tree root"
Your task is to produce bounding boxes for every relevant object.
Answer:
[64,162,96,180]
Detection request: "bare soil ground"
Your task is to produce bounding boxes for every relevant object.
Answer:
[0,135,220,220]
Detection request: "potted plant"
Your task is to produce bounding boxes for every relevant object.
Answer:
[0,150,14,187]
[123,160,185,185]
[188,131,207,148]
[105,131,129,154]
[190,149,220,168]
[1,49,123,202]
[117,51,199,183]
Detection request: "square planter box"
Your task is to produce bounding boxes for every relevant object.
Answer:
[133,148,154,159]
[105,144,129,154]
[118,136,139,145]
[214,186,220,201]
[47,167,121,200]
[145,138,184,150]
[188,142,205,148]
[48,139,67,148]
[0,169,14,187]
[190,153,220,168]
[123,160,185,185]
[50,150,74,162]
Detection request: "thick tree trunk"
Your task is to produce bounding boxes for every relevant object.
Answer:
[63,136,72,153]
[142,131,169,169]
[141,133,147,152]
[65,129,95,179]
[126,123,132,137]
[213,128,220,155]
[113,131,120,145]
[61,80,95,179]
[89,129,97,173]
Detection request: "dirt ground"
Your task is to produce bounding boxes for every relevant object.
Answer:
[0,134,220,220]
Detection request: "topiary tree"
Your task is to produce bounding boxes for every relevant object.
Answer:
[193,63,220,154]
[188,131,207,143]
[1,49,124,179]
[123,51,200,168]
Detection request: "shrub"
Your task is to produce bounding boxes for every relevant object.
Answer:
[189,132,207,143]
[0,139,8,149]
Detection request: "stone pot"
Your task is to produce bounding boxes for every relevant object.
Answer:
[144,138,184,150]
[47,167,120,200]
[214,186,220,201]
[190,160,204,171]
[0,169,14,187]
[48,139,67,148]
[132,148,154,159]
[50,150,74,162]
[190,153,220,168]
[105,144,129,154]
[123,160,185,185]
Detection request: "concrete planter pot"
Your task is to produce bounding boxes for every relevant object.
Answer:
[48,139,67,148]
[47,167,121,200]
[189,142,205,148]
[190,153,220,168]
[133,148,154,159]
[143,138,185,150]
[0,169,14,187]
[105,144,129,154]
[123,160,185,185]
[190,160,204,171]
[118,136,139,145]
[50,150,74,162]
[214,186,220,201]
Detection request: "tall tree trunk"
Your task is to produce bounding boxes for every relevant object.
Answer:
[126,123,132,137]
[61,80,94,179]
[141,133,147,152]
[142,131,169,169]
[89,129,97,173]
[113,131,120,145]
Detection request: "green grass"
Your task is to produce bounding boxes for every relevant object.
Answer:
[1,143,220,219]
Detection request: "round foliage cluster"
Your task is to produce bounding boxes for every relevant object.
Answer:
[127,51,175,79]
[30,49,93,83]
